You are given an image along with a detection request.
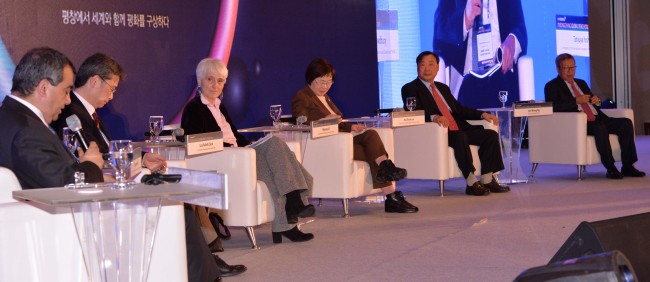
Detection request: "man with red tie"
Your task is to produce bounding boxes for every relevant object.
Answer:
[401,51,509,196]
[544,53,645,179]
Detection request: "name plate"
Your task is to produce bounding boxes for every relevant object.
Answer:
[310,118,339,139]
[391,110,425,127]
[129,147,143,178]
[185,132,223,156]
[513,102,553,117]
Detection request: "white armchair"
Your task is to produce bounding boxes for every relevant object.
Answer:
[301,127,394,217]
[0,167,187,282]
[528,108,634,179]
[394,121,497,197]
[179,148,275,249]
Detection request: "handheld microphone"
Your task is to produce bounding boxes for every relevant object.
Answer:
[171,127,185,141]
[65,115,89,150]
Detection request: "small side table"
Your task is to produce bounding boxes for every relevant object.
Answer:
[482,107,529,184]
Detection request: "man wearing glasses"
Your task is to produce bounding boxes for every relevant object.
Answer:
[51,53,166,171]
[544,53,645,179]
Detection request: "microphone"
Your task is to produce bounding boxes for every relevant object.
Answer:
[171,128,185,142]
[66,114,89,150]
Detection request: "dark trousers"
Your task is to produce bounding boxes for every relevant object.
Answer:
[587,114,637,170]
[353,129,389,188]
[448,127,504,178]
[185,205,219,282]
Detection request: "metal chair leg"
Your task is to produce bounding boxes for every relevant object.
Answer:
[439,180,445,197]
[341,198,350,218]
[318,198,323,206]
[577,165,584,180]
[245,226,260,249]
[529,163,539,179]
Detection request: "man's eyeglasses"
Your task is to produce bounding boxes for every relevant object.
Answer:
[560,66,577,71]
[100,77,117,94]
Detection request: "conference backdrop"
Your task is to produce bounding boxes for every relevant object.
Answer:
[0,0,378,140]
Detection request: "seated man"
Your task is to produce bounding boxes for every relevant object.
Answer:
[401,51,510,196]
[2,48,244,282]
[544,53,645,179]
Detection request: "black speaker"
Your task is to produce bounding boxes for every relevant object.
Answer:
[515,251,636,282]
[550,213,650,281]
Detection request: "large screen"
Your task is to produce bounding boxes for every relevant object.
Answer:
[376,0,590,109]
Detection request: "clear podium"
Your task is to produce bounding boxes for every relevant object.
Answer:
[13,178,225,282]
[482,107,529,184]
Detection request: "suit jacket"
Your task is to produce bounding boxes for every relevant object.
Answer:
[544,76,606,117]
[51,92,112,153]
[401,78,485,130]
[433,0,527,74]
[180,95,250,147]
[0,96,103,189]
[291,85,353,132]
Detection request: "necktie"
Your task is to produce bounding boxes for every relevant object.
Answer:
[569,81,596,122]
[92,112,111,147]
[430,84,459,131]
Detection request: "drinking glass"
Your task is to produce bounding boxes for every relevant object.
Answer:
[270,105,282,127]
[149,116,164,142]
[62,127,79,155]
[498,91,508,108]
[109,140,135,189]
[405,97,416,111]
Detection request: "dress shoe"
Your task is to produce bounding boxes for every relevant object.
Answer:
[272,226,314,243]
[622,166,646,177]
[465,181,489,196]
[483,178,510,193]
[385,191,418,213]
[212,254,247,277]
[606,168,624,179]
[376,160,408,183]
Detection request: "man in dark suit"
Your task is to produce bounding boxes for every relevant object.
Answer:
[51,53,166,172]
[0,47,105,188]
[401,51,509,196]
[544,53,645,179]
[434,0,527,108]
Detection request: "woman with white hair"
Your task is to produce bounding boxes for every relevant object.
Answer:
[181,58,315,243]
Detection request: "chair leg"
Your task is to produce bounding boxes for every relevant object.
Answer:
[318,198,323,207]
[577,165,584,180]
[244,226,260,250]
[341,198,350,218]
[529,163,539,179]
[439,180,445,198]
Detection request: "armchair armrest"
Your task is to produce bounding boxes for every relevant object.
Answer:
[302,133,357,199]
[394,123,450,179]
[602,108,634,125]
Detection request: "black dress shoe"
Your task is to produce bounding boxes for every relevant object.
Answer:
[286,204,316,224]
[212,255,247,277]
[606,169,624,179]
[465,182,489,196]
[272,226,314,243]
[376,160,408,183]
[622,166,646,177]
[385,191,418,213]
[483,178,510,193]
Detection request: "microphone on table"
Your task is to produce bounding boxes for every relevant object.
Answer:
[65,114,89,150]
[171,128,185,141]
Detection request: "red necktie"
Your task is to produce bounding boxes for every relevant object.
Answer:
[430,84,459,131]
[91,112,101,129]
[569,81,596,122]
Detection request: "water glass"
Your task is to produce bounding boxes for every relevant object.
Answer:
[498,91,508,108]
[109,140,135,189]
[270,105,282,127]
[405,97,416,111]
[149,116,164,142]
[62,127,79,155]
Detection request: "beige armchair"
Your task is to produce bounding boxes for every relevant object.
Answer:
[528,109,634,179]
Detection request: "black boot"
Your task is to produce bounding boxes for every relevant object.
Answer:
[285,190,315,224]
[376,160,407,183]
[272,226,314,243]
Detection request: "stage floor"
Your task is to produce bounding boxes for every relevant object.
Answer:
[214,136,650,281]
